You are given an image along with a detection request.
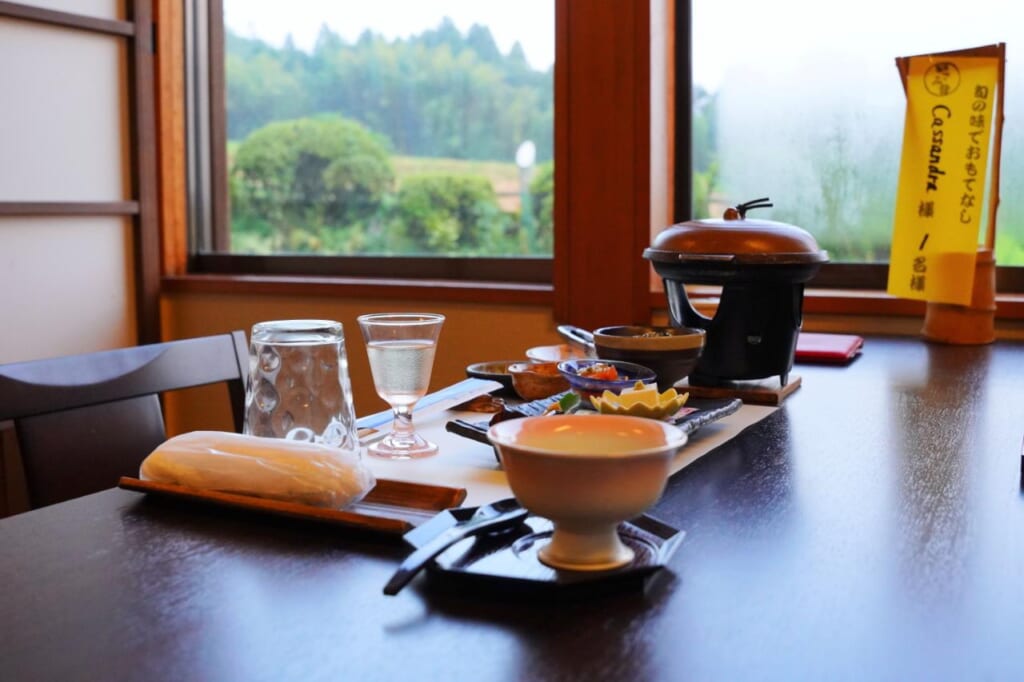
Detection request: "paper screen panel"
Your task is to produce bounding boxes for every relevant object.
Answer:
[0,17,127,202]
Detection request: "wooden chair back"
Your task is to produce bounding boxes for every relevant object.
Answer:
[0,331,249,509]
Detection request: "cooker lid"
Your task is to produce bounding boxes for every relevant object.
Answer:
[643,198,829,266]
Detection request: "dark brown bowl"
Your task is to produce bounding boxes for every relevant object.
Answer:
[592,326,705,391]
[466,360,523,391]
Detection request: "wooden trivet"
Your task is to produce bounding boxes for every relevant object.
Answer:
[679,375,801,406]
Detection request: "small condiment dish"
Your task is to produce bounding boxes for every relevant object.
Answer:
[507,361,570,400]
[590,381,690,420]
[488,414,687,571]
[557,358,657,400]
[465,360,522,391]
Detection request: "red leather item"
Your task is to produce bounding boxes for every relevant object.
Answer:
[795,333,864,364]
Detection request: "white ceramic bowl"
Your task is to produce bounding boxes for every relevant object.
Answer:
[488,414,687,571]
[525,343,591,362]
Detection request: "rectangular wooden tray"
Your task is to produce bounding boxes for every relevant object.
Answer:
[118,476,467,536]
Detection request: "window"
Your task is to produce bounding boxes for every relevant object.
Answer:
[186,1,554,283]
[683,0,1024,292]
[178,0,1023,324]
[168,1,658,330]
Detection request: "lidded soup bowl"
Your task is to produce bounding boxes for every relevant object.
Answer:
[488,414,686,571]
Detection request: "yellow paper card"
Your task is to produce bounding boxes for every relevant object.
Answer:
[888,56,999,304]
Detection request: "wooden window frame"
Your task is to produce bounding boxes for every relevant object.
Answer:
[156,0,1024,330]
[179,1,559,287]
[157,0,665,331]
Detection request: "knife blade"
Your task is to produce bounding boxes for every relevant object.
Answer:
[356,377,502,432]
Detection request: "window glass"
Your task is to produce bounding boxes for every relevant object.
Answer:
[221,1,553,258]
[692,0,1022,266]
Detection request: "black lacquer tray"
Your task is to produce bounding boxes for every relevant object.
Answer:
[401,502,685,599]
[446,394,742,454]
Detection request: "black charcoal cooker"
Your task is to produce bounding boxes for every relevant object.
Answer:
[643,200,828,387]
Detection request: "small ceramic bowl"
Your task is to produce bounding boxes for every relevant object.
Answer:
[557,359,657,400]
[488,414,687,570]
[507,361,570,400]
[525,344,591,363]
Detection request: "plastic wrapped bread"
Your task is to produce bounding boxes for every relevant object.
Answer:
[140,431,375,509]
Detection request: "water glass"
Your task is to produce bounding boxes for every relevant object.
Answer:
[244,319,360,455]
[357,312,445,459]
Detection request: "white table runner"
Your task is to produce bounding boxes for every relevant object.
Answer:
[364,402,778,507]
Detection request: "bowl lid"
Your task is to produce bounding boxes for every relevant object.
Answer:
[643,198,828,266]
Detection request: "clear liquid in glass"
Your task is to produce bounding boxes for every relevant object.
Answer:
[366,339,437,407]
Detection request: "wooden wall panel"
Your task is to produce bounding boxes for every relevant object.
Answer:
[555,0,655,329]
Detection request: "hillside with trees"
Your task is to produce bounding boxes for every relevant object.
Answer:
[226,19,555,256]
[227,19,553,163]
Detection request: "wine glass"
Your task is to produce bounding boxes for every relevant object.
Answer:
[357,313,445,459]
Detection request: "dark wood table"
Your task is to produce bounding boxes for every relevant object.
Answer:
[3,336,1024,680]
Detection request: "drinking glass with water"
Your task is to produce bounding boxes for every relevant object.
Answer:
[357,312,445,459]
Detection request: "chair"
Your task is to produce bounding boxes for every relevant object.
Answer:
[0,331,249,510]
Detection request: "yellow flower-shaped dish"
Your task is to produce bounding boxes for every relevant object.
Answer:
[589,381,689,420]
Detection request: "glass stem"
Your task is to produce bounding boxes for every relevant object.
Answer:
[390,405,416,443]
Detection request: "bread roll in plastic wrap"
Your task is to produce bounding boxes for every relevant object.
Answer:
[141,431,375,508]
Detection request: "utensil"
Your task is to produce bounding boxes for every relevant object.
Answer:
[557,324,596,352]
[401,506,686,599]
[1019,434,1024,490]
[355,377,501,432]
[357,313,445,459]
[383,498,528,595]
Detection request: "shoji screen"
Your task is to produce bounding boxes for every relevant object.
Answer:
[0,0,158,364]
